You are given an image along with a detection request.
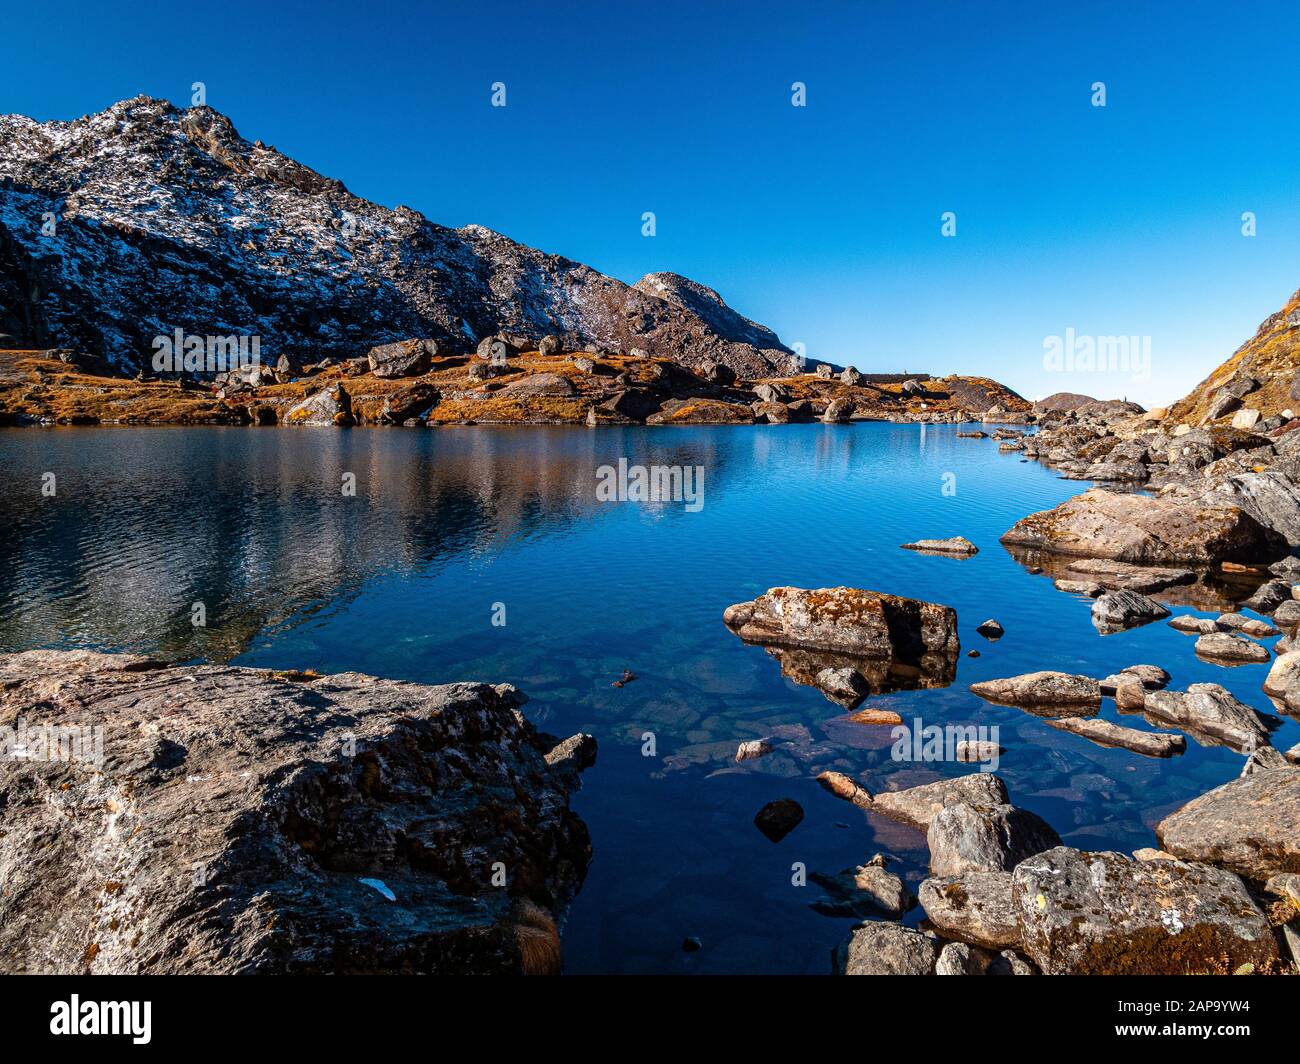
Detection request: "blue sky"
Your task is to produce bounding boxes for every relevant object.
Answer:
[3,0,1298,406]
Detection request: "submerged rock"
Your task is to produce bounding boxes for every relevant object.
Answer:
[1156,767,1300,882]
[0,650,594,974]
[1012,847,1278,974]
[1046,717,1185,758]
[753,798,804,842]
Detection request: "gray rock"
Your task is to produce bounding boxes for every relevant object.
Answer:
[840,366,861,385]
[1156,767,1300,882]
[1000,488,1284,565]
[285,382,353,426]
[821,396,854,423]
[1046,716,1185,758]
[1091,589,1170,633]
[499,372,576,397]
[723,586,959,664]
[987,950,1036,975]
[900,536,979,556]
[1194,631,1271,664]
[538,334,561,356]
[1272,600,1300,628]
[1216,613,1279,638]
[918,871,1020,949]
[0,651,593,974]
[1012,847,1278,974]
[1169,615,1222,634]
[1244,579,1292,615]
[871,773,1008,831]
[927,801,1062,877]
[810,858,915,918]
[366,338,435,379]
[836,922,939,975]
[735,739,773,762]
[814,666,870,707]
[935,941,989,975]
[969,671,1100,711]
[572,356,596,374]
[1143,683,1274,748]
[753,798,803,842]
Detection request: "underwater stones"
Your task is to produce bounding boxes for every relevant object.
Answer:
[753,798,804,842]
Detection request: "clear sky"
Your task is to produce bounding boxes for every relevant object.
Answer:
[3,0,1298,407]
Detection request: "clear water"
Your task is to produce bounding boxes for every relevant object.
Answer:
[2,423,1295,974]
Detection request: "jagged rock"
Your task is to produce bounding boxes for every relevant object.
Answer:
[1194,631,1270,664]
[969,672,1100,711]
[815,364,834,379]
[1179,473,1300,551]
[285,382,353,426]
[836,922,939,975]
[1091,589,1170,633]
[871,773,1008,831]
[1013,847,1278,974]
[1045,717,1185,758]
[1055,579,1104,596]
[1099,664,1170,691]
[752,382,789,403]
[1143,683,1274,748]
[1273,600,1300,628]
[753,798,803,842]
[927,802,1061,877]
[1156,767,1300,882]
[367,338,435,379]
[900,536,979,556]
[919,872,1020,949]
[814,666,870,706]
[1058,558,1196,594]
[1232,408,1262,429]
[0,650,593,974]
[975,619,1004,639]
[723,586,959,663]
[839,367,861,385]
[595,387,662,422]
[1000,488,1284,565]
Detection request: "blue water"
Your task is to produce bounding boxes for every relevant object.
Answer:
[2,423,1295,973]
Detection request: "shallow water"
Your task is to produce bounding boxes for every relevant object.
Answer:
[2,423,1295,974]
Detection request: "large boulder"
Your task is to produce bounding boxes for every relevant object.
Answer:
[836,922,939,975]
[927,802,1062,877]
[1012,847,1278,974]
[722,586,959,665]
[870,772,1008,830]
[1000,488,1285,564]
[1174,472,1300,548]
[499,372,576,397]
[0,650,594,974]
[285,382,353,426]
[366,338,436,379]
[919,872,1021,949]
[1142,684,1274,748]
[1155,767,1300,882]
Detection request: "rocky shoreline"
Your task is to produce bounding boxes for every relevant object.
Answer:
[0,344,1030,428]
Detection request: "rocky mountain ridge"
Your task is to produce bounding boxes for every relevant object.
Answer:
[0,96,799,378]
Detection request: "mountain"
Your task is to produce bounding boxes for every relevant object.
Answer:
[0,96,800,377]
[1166,287,1300,426]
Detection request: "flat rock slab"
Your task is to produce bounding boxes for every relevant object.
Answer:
[1012,847,1278,974]
[1194,631,1270,664]
[1000,487,1283,565]
[836,921,939,975]
[1156,767,1300,882]
[870,772,1008,830]
[969,671,1100,712]
[900,536,979,556]
[1143,683,1274,749]
[1046,716,1185,758]
[0,650,594,974]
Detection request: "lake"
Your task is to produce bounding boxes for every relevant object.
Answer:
[2,422,1294,974]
